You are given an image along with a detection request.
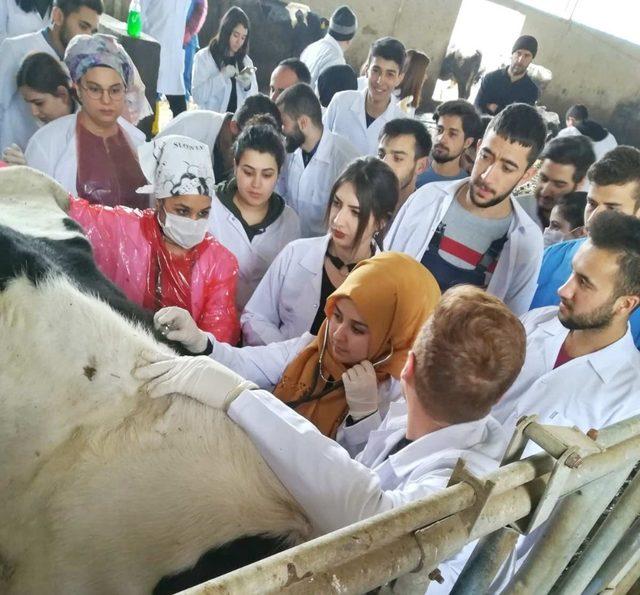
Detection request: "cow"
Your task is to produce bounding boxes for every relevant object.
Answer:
[0,166,310,594]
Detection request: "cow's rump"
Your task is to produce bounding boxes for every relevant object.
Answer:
[0,167,309,594]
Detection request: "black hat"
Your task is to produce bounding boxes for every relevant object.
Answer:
[512,35,538,58]
[329,6,357,41]
[317,64,358,107]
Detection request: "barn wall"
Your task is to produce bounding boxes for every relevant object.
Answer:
[102,0,640,146]
[308,0,640,146]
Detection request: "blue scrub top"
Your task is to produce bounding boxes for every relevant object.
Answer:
[531,238,640,349]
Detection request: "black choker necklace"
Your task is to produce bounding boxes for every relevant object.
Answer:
[326,252,359,272]
[326,243,376,272]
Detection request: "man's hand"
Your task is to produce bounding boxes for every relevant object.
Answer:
[154,307,208,354]
[342,361,379,420]
[134,350,256,410]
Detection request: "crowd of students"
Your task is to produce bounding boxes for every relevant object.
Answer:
[1,0,639,590]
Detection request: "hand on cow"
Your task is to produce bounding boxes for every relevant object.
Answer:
[342,361,379,421]
[2,143,27,166]
[154,307,208,354]
[134,350,257,410]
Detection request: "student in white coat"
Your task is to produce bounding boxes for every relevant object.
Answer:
[137,285,526,589]
[492,211,640,433]
[0,0,52,43]
[208,117,300,309]
[275,82,360,237]
[386,103,547,316]
[157,93,282,185]
[300,5,356,87]
[0,0,100,151]
[242,157,398,346]
[139,0,191,117]
[25,33,148,208]
[1,52,76,165]
[192,6,258,114]
[324,36,407,157]
[148,252,441,444]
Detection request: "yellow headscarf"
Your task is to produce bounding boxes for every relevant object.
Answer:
[274,252,441,437]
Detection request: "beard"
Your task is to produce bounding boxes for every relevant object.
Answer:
[558,297,616,331]
[431,144,462,164]
[468,177,516,209]
[59,21,73,49]
[284,126,305,154]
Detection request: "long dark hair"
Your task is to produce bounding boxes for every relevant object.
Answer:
[208,6,250,70]
[16,0,52,18]
[397,49,430,108]
[325,157,399,249]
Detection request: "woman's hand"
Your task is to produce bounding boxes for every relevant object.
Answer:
[134,349,256,410]
[223,64,238,79]
[342,361,379,420]
[154,307,208,354]
[2,144,27,166]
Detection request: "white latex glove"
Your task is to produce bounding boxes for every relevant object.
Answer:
[2,143,27,166]
[342,361,379,421]
[236,69,253,90]
[154,307,208,354]
[223,64,238,79]
[134,349,256,410]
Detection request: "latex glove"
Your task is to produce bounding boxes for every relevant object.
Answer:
[154,307,208,354]
[342,361,379,421]
[223,64,238,79]
[236,68,253,90]
[134,349,257,410]
[2,143,26,166]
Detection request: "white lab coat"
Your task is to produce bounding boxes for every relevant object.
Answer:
[241,235,329,346]
[492,306,640,433]
[323,87,407,157]
[300,34,345,87]
[0,0,50,43]
[227,390,507,589]
[0,30,57,150]
[209,329,403,445]
[488,305,640,593]
[557,125,618,162]
[279,128,360,237]
[140,0,191,95]
[385,178,543,316]
[24,113,146,195]
[191,49,258,113]
[156,109,226,169]
[241,234,381,347]
[208,196,300,309]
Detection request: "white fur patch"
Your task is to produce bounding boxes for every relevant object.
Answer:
[1,205,309,593]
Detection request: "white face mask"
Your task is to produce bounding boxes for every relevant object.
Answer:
[542,227,566,248]
[159,209,208,249]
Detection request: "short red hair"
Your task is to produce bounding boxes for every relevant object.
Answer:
[412,285,526,424]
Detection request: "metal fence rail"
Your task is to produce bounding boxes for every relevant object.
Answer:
[179,415,640,595]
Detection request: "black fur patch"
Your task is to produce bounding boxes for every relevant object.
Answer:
[152,535,290,594]
[0,223,185,351]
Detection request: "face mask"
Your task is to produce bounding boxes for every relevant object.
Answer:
[158,209,208,249]
[543,227,566,248]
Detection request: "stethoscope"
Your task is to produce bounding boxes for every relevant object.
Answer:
[287,323,394,409]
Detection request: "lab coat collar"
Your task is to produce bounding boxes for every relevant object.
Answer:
[539,314,636,384]
[387,415,504,479]
[349,87,400,121]
[313,128,335,165]
[299,234,331,274]
[323,33,344,55]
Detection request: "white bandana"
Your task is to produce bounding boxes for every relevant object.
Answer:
[136,135,215,199]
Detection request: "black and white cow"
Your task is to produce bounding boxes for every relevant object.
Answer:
[0,167,309,594]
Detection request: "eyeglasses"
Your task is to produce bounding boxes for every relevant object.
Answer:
[80,82,126,101]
